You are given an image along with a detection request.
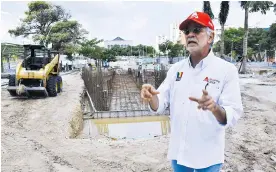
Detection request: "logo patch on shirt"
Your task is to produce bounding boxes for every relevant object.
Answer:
[176,72,183,81]
[203,77,220,84]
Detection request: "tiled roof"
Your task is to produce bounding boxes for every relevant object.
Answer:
[113,37,124,41]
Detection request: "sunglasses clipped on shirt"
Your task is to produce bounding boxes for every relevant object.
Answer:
[182,27,204,35]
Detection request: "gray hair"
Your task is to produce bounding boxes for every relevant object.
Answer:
[206,27,214,36]
[205,27,214,48]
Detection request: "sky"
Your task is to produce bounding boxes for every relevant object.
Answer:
[1,1,276,46]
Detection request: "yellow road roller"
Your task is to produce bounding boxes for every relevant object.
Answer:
[7,44,63,97]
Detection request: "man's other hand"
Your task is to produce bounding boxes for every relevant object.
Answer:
[189,89,217,112]
[141,84,160,102]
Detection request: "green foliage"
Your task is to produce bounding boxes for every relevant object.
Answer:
[203,1,214,19]
[212,40,221,53]
[105,44,155,57]
[64,43,79,61]
[213,26,275,58]
[9,1,71,45]
[247,47,254,59]
[49,20,88,51]
[1,43,24,58]
[169,43,186,57]
[78,38,104,60]
[231,50,237,59]
[159,40,173,54]
[219,1,229,25]
[213,28,244,56]
[239,1,274,72]
[269,23,276,47]
[102,49,116,62]
[158,40,186,57]
[248,1,273,14]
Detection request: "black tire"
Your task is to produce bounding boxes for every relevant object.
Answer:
[46,75,58,97]
[8,75,17,96]
[57,75,63,93]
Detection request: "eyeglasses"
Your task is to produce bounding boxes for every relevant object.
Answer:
[182,27,204,35]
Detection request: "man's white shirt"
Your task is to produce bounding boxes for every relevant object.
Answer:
[149,51,243,168]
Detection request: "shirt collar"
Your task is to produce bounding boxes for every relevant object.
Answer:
[188,50,214,69]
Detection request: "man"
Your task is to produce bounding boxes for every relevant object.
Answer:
[141,12,243,172]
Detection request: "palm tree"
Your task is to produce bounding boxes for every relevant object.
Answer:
[203,1,214,19]
[239,1,273,74]
[218,1,230,57]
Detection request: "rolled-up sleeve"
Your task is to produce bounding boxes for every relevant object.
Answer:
[149,67,175,114]
[218,65,243,128]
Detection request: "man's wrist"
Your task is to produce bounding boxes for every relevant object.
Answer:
[211,103,220,114]
[212,103,227,124]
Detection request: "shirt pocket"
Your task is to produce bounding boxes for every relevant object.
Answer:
[193,80,221,103]
[191,81,222,124]
[171,78,189,101]
[205,83,221,103]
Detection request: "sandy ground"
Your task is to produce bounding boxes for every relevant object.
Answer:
[1,69,276,172]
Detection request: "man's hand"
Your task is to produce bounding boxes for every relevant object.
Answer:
[141,84,160,102]
[189,90,217,112]
[189,89,227,124]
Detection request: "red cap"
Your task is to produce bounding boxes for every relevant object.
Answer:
[179,12,214,31]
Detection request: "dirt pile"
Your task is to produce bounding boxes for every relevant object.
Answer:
[1,72,276,172]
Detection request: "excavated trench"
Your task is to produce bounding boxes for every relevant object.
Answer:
[77,90,171,140]
[76,67,171,140]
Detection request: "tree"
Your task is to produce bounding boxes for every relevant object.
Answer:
[78,38,103,59]
[48,20,88,51]
[218,1,230,57]
[159,40,174,56]
[203,1,214,19]
[239,1,273,73]
[144,46,155,57]
[1,43,24,73]
[269,23,276,47]
[224,27,244,57]
[8,1,70,45]
[213,27,275,61]
[136,44,147,56]
[107,45,155,57]
[102,49,116,62]
[63,43,79,61]
[169,43,185,57]
[248,28,270,55]
[110,45,123,56]
[213,27,244,58]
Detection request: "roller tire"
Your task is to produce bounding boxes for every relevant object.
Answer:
[8,75,17,96]
[57,75,63,93]
[46,75,58,97]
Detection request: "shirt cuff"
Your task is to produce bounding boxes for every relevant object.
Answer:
[148,94,164,114]
[217,106,234,128]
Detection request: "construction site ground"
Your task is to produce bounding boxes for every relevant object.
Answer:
[1,69,276,172]
[110,74,147,111]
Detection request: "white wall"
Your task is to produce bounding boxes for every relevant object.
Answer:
[170,22,181,44]
[155,35,167,52]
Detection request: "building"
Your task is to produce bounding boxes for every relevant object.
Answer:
[155,35,167,52]
[170,22,182,44]
[104,37,133,49]
[214,25,235,43]
[179,32,186,46]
